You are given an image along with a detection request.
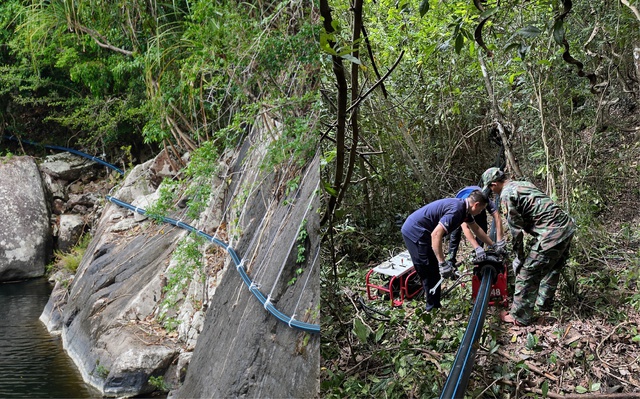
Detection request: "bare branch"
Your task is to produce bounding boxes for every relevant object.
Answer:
[73,23,133,56]
[346,49,405,114]
[620,0,640,22]
[477,51,523,177]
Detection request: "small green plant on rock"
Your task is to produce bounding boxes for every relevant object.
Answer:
[159,315,181,332]
[288,219,308,286]
[148,375,169,392]
[182,140,219,220]
[283,176,301,205]
[47,233,92,274]
[146,178,179,223]
[158,235,205,331]
[92,360,109,379]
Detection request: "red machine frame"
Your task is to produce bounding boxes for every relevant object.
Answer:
[471,259,509,307]
[365,251,423,306]
[367,251,511,308]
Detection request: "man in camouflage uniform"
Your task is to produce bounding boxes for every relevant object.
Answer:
[482,167,576,326]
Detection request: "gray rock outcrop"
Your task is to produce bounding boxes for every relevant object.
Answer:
[0,156,51,281]
[39,119,319,397]
[41,158,186,396]
[173,130,320,399]
[56,214,86,253]
[39,152,96,181]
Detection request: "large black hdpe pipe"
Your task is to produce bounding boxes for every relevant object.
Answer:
[439,264,496,399]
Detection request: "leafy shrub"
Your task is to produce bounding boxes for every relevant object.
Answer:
[48,233,92,274]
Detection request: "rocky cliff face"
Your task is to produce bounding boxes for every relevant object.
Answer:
[175,137,321,399]
[0,156,51,281]
[38,118,320,397]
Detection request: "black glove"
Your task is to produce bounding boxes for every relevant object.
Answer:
[439,260,455,279]
[474,246,487,261]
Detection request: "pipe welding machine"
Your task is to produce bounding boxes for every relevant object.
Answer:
[471,250,509,307]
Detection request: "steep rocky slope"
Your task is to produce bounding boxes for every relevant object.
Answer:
[39,117,320,397]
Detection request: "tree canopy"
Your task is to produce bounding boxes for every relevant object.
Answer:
[1,0,319,170]
[320,0,640,397]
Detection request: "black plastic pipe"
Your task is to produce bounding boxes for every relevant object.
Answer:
[439,265,496,399]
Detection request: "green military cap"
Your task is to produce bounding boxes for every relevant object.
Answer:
[481,167,505,191]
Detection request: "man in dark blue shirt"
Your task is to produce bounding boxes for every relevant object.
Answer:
[401,190,497,311]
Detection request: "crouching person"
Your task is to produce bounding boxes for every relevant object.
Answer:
[401,190,497,311]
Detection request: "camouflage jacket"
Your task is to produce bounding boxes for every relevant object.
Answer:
[500,181,575,254]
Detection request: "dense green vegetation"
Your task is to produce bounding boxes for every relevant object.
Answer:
[0,0,319,171]
[320,0,640,397]
[0,0,321,370]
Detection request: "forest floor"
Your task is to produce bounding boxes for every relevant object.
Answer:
[478,195,640,397]
[444,119,640,397]
[474,256,640,398]
[349,222,640,398]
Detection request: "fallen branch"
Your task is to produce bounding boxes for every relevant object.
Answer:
[604,369,640,390]
[474,376,503,399]
[411,347,443,361]
[343,287,375,334]
[344,354,373,376]
[501,379,640,398]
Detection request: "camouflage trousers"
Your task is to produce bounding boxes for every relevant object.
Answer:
[510,235,573,325]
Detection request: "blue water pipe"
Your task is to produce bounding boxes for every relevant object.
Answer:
[3,135,124,175]
[107,196,320,334]
[3,135,320,334]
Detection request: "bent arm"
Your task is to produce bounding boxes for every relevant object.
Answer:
[501,195,525,259]
[461,222,480,249]
[491,210,504,242]
[512,230,525,260]
[431,224,447,263]
[469,222,494,247]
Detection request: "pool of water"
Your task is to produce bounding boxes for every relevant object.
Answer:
[0,278,99,398]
